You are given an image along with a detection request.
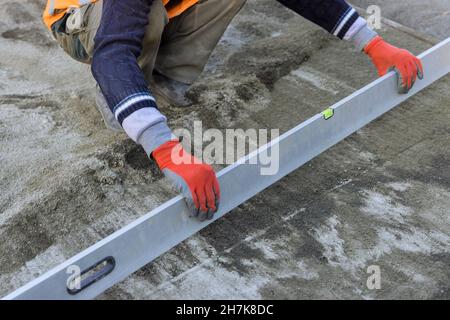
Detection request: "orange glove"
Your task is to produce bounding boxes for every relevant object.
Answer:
[153,140,220,221]
[364,36,424,94]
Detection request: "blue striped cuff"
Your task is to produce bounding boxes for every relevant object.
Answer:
[113,92,158,125]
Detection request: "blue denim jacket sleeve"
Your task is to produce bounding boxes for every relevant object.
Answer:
[91,0,173,153]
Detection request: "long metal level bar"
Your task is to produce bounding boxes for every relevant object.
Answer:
[5,38,450,300]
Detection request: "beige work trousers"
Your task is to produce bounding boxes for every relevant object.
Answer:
[53,0,246,84]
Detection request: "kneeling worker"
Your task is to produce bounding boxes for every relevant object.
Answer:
[43,0,423,221]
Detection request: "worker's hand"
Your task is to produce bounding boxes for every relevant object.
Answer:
[364,36,424,94]
[152,140,220,221]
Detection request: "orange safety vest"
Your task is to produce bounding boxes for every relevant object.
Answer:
[43,0,199,30]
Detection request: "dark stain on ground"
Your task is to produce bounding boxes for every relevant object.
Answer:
[429,253,450,296]
[249,0,296,21]
[234,77,264,102]
[2,28,55,48]
[422,154,450,189]
[199,214,246,253]
[433,286,450,300]
[1,2,56,47]
[185,83,208,105]
[0,94,59,110]
[226,30,331,88]
[0,211,53,274]
[219,242,264,276]
[234,21,268,39]
[388,153,450,191]
[260,275,318,299]
[96,140,164,183]
[0,166,110,273]
[101,286,135,300]
[287,195,336,262]
[124,146,152,171]
[429,253,450,299]
[137,242,203,281]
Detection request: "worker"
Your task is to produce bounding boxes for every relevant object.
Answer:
[43,0,423,221]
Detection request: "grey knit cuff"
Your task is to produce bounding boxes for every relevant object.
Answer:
[137,121,176,157]
[352,24,378,51]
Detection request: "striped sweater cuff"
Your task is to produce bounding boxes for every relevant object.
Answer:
[332,7,359,39]
[331,8,379,51]
[110,90,171,145]
[113,91,158,125]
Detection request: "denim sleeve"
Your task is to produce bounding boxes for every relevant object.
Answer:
[91,0,173,153]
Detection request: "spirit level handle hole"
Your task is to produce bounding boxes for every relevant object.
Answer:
[67,256,116,295]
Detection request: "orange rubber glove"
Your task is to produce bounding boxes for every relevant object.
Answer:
[152,140,220,221]
[365,36,424,94]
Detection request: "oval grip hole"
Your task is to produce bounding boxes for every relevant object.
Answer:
[67,256,116,295]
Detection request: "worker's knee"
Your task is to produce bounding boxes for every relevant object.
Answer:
[146,0,169,36]
[138,0,168,75]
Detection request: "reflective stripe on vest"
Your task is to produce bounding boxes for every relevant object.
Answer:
[48,0,54,15]
[48,0,93,15]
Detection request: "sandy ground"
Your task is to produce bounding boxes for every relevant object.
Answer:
[351,0,450,40]
[0,0,449,299]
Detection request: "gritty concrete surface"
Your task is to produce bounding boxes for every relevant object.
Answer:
[351,0,450,41]
[0,0,449,299]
